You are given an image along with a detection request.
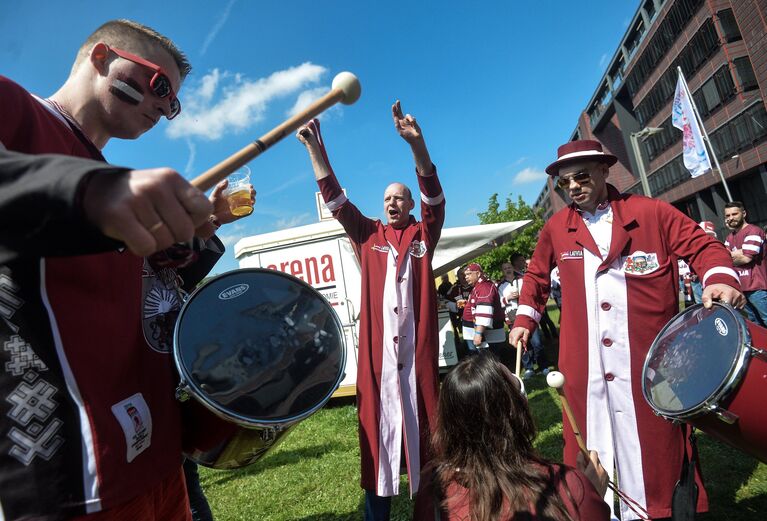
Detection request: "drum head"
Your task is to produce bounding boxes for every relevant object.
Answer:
[174,268,346,427]
[642,303,750,417]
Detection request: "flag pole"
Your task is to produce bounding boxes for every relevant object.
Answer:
[677,66,734,202]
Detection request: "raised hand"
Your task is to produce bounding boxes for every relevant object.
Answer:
[392,100,423,144]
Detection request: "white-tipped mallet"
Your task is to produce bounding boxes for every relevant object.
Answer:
[191,72,362,191]
[546,371,650,519]
[546,371,588,456]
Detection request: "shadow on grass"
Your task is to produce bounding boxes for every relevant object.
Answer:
[292,513,359,521]
[205,442,342,486]
[698,435,766,519]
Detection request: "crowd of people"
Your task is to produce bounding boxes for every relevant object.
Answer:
[0,15,761,521]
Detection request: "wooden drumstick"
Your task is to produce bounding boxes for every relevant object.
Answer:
[190,72,361,192]
[546,371,651,520]
[546,370,589,457]
[515,340,523,377]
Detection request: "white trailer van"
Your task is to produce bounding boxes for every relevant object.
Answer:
[234,219,529,398]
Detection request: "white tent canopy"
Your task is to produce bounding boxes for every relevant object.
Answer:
[235,219,532,277]
[432,221,531,277]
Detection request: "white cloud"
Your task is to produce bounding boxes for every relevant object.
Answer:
[274,213,312,230]
[513,167,547,184]
[259,173,309,197]
[200,0,237,56]
[513,156,527,166]
[598,53,609,71]
[287,87,327,118]
[183,140,196,175]
[167,62,328,141]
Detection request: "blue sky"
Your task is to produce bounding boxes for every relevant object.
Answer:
[1,0,638,273]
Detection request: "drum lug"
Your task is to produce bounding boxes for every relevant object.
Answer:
[750,345,767,361]
[708,404,738,425]
[175,383,191,402]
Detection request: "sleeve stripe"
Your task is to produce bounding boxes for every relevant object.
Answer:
[742,244,760,253]
[702,266,740,286]
[475,317,493,327]
[324,193,348,211]
[420,191,444,206]
[475,304,494,315]
[517,304,541,323]
[744,235,764,243]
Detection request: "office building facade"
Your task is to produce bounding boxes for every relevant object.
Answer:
[538,0,767,238]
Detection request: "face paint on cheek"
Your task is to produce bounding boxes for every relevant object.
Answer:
[109,76,145,105]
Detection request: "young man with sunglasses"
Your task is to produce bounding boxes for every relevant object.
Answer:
[509,140,744,520]
[0,20,229,521]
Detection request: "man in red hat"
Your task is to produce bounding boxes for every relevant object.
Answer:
[296,101,444,521]
[461,262,511,367]
[510,139,744,520]
[724,201,767,326]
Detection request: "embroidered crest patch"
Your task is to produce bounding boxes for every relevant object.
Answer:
[622,251,660,275]
[560,250,583,261]
[409,240,427,258]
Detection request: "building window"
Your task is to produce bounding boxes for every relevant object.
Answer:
[625,0,705,98]
[692,65,737,119]
[717,9,742,42]
[710,102,767,159]
[634,18,721,126]
[734,57,758,92]
[647,155,689,196]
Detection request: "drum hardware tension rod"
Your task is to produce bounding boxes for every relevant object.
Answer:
[749,345,767,361]
[176,384,191,402]
[708,404,738,425]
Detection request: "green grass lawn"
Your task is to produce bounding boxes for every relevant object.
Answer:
[198,376,767,520]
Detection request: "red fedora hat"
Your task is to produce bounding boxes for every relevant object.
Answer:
[545,139,618,176]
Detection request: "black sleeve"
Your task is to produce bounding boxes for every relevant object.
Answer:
[0,148,125,263]
[177,236,226,292]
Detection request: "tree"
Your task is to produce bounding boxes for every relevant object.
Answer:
[472,193,545,281]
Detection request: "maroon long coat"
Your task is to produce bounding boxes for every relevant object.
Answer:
[315,153,445,497]
[513,186,740,520]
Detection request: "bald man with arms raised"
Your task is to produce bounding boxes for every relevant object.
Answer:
[297,102,445,521]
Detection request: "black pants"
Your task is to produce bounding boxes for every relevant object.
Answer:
[183,459,214,521]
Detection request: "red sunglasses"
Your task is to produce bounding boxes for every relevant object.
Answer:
[108,46,181,119]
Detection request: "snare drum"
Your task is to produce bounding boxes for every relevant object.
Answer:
[173,268,346,469]
[642,302,767,463]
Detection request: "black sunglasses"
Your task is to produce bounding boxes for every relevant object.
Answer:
[556,170,592,190]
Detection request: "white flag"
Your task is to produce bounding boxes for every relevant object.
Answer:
[672,73,712,178]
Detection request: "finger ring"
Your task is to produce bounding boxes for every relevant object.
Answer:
[148,221,164,234]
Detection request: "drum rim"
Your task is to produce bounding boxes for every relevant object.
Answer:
[173,267,347,428]
[641,302,751,419]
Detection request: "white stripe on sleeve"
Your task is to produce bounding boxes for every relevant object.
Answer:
[324,192,348,211]
[420,191,444,205]
[702,266,740,286]
[517,304,541,323]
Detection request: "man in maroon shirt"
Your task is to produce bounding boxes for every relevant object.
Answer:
[724,201,767,326]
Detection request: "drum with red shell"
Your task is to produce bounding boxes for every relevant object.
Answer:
[642,302,767,463]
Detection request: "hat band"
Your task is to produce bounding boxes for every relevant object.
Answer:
[556,149,608,162]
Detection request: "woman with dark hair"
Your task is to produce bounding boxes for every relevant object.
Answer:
[416,353,610,521]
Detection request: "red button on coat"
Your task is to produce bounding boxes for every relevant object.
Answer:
[602,338,613,347]
[605,373,615,381]
[601,302,611,311]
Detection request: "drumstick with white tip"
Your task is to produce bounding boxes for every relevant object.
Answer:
[190,72,362,191]
[515,340,523,377]
[546,371,651,520]
[546,371,589,456]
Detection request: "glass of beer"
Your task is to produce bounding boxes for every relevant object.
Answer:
[224,166,253,217]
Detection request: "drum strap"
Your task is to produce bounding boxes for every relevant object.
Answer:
[671,424,699,521]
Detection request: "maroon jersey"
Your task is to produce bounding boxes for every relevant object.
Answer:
[725,224,767,292]
[0,76,196,520]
